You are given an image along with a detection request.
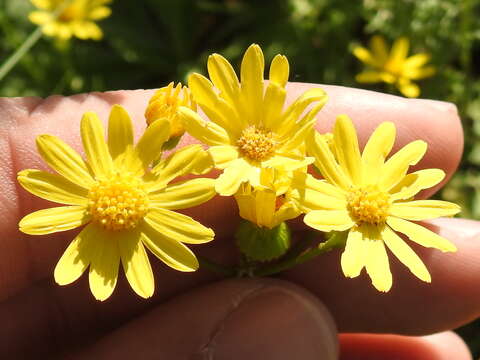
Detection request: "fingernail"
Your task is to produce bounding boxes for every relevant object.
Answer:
[413,99,458,113]
[212,283,338,360]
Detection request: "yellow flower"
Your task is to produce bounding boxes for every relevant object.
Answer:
[29,0,112,40]
[353,36,435,98]
[235,169,301,229]
[179,44,328,196]
[18,105,215,301]
[145,82,197,141]
[293,115,460,292]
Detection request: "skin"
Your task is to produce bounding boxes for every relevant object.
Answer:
[0,83,475,359]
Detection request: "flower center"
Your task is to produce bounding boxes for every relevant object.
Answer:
[87,174,149,231]
[346,185,390,225]
[237,125,277,162]
[59,3,85,22]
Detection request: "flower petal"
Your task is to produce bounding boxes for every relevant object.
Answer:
[386,216,457,252]
[178,107,230,146]
[370,35,389,64]
[262,82,287,131]
[390,169,445,201]
[36,134,94,187]
[355,71,383,83]
[88,6,111,20]
[148,144,213,193]
[141,223,199,272]
[398,79,420,98]
[361,226,392,292]
[362,122,396,185]
[54,224,97,285]
[382,225,431,282]
[333,115,362,184]
[304,210,354,232]
[144,208,214,244]
[208,145,239,170]
[269,54,289,87]
[207,53,241,105]
[89,228,120,301]
[306,132,351,190]
[149,178,216,210]
[378,140,427,191]
[119,232,154,299]
[215,158,251,196]
[240,44,265,125]
[19,205,90,235]
[262,155,314,172]
[28,10,52,25]
[404,53,431,69]
[18,169,88,205]
[107,105,134,161]
[389,200,460,220]
[341,227,365,278]
[352,46,376,67]
[390,37,410,62]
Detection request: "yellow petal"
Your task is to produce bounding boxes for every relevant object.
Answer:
[361,226,392,292]
[215,158,251,196]
[30,0,52,10]
[88,6,111,20]
[207,53,241,104]
[208,145,239,169]
[89,229,120,301]
[333,115,362,184]
[306,132,351,190]
[379,140,427,191]
[390,37,410,62]
[273,204,301,226]
[404,53,431,69]
[389,200,460,221]
[355,71,383,83]
[390,169,445,201]
[269,54,289,87]
[81,112,114,178]
[262,155,314,172]
[141,224,199,272]
[382,225,431,282]
[79,22,103,40]
[398,79,420,98]
[148,144,213,192]
[107,105,134,161]
[19,205,90,235]
[28,11,52,25]
[262,82,287,131]
[370,35,389,64]
[303,209,354,232]
[18,169,88,205]
[149,178,216,210]
[119,233,154,299]
[240,44,265,125]
[36,134,95,187]
[404,66,435,80]
[386,216,457,252]
[362,122,396,185]
[54,224,97,285]
[144,208,215,244]
[178,107,230,146]
[341,227,365,278]
[352,46,376,67]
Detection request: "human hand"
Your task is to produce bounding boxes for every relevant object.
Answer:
[0,84,475,359]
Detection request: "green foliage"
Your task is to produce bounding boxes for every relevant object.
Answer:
[1,0,480,354]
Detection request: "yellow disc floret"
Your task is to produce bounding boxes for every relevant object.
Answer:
[88,173,149,231]
[346,185,390,225]
[237,125,277,162]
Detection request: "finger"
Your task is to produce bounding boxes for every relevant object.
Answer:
[283,217,480,335]
[0,85,462,299]
[62,279,337,360]
[339,331,472,360]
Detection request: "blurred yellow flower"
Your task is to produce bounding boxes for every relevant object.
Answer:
[29,0,112,40]
[18,105,215,300]
[294,115,459,292]
[179,44,328,196]
[353,36,435,98]
[145,82,197,141]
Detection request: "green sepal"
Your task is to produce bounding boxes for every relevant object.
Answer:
[162,135,182,151]
[322,230,348,249]
[235,220,291,262]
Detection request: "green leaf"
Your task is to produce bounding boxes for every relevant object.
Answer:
[235,220,291,262]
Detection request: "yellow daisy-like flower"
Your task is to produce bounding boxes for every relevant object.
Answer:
[235,169,300,229]
[353,35,435,98]
[29,0,112,40]
[145,82,197,141]
[18,105,215,301]
[293,115,460,292]
[179,44,328,196]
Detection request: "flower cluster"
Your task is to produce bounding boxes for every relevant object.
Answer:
[18,44,460,300]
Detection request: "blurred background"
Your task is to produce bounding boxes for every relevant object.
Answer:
[1,0,479,355]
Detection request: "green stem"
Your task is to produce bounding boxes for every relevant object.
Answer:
[198,255,235,277]
[0,26,43,82]
[254,232,345,277]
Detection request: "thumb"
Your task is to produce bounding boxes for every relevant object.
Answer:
[68,278,338,360]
